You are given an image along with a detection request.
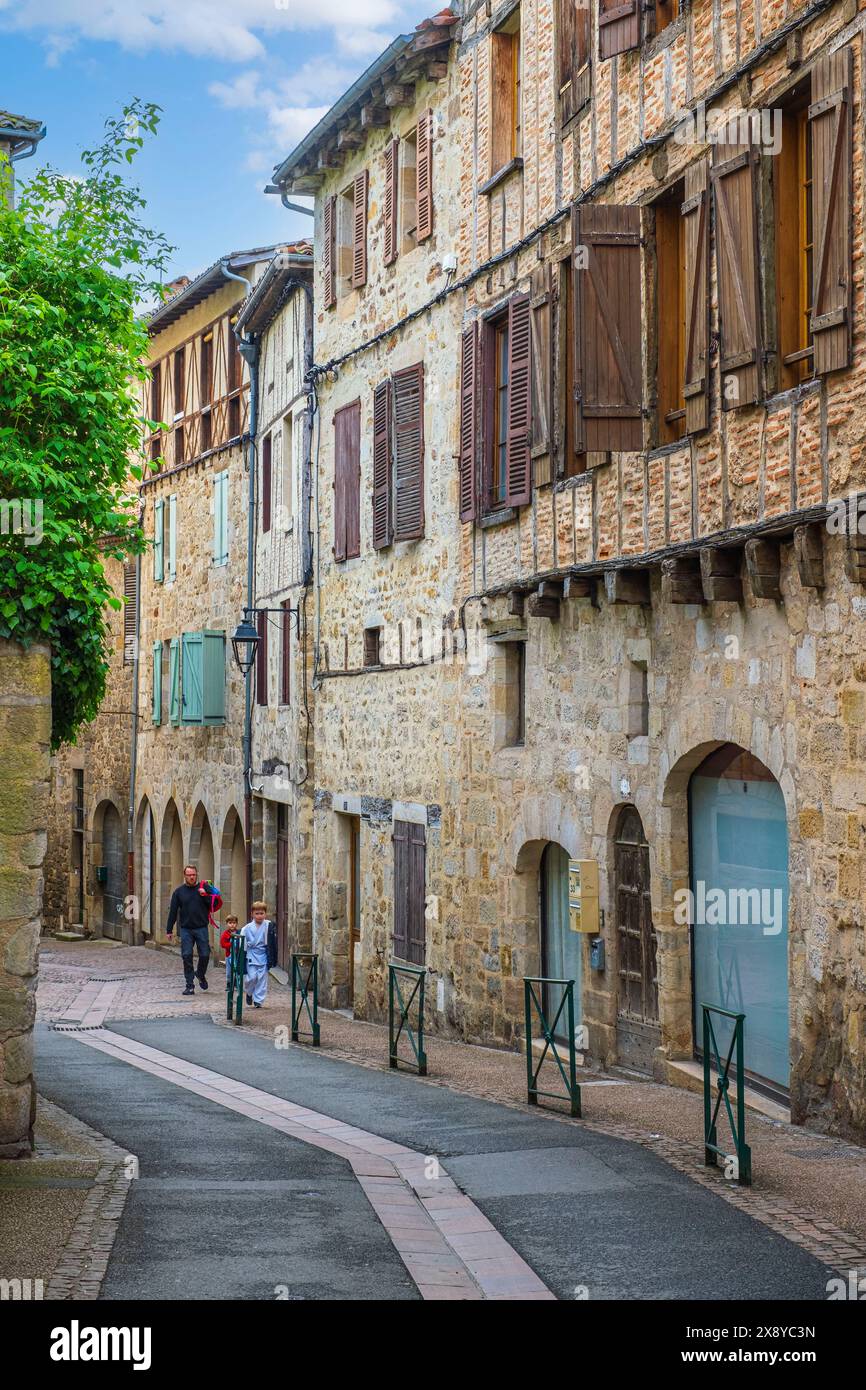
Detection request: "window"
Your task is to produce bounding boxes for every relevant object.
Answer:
[556,0,590,127]
[490,8,521,176]
[480,295,532,514]
[400,128,417,254]
[174,424,185,466]
[150,436,162,466]
[228,317,241,392]
[181,630,226,725]
[653,0,679,35]
[213,470,228,566]
[123,562,137,665]
[150,362,161,420]
[393,819,426,965]
[72,769,85,923]
[280,413,294,530]
[167,494,177,580]
[173,348,185,419]
[776,103,814,390]
[262,433,272,534]
[169,637,180,725]
[387,114,433,263]
[152,641,162,724]
[492,316,509,507]
[256,609,268,707]
[627,660,649,739]
[153,498,164,582]
[281,602,292,705]
[336,172,368,296]
[655,184,686,444]
[364,626,382,668]
[228,395,241,439]
[503,640,526,747]
[200,333,212,406]
[333,400,361,562]
[558,258,584,475]
[372,365,425,546]
[201,411,212,453]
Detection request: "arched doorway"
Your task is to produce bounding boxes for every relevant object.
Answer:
[160,800,184,939]
[613,806,658,1071]
[689,745,789,1094]
[99,802,126,941]
[540,843,582,1040]
[220,807,247,925]
[189,803,215,884]
[137,798,156,938]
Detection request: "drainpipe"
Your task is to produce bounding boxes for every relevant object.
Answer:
[221,260,256,917]
[300,282,315,587]
[127,526,142,942]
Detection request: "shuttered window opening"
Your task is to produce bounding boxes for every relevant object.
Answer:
[458,324,478,521]
[167,493,177,580]
[173,348,185,419]
[599,0,640,60]
[372,379,393,548]
[333,400,361,562]
[200,333,213,406]
[393,819,426,966]
[384,137,399,265]
[392,363,425,541]
[323,195,337,309]
[364,626,382,668]
[256,609,268,707]
[647,0,679,41]
[400,129,418,254]
[351,169,369,288]
[655,183,687,445]
[262,432,272,535]
[152,641,162,725]
[808,46,853,376]
[281,602,291,706]
[416,111,433,242]
[153,498,164,582]
[557,0,591,128]
[555,255,585,477]
[573,203,644,452]
[180,630,226,725]
[711,142,763,409]
[490,11,521,175]
[682,160,711,433]
[530,263,553,481]
[169,637,180,726]
[181,631,203,724]
[150,363,161,422]
[775,103,813,392]
[123,562,137,665]
[213,470,229,566]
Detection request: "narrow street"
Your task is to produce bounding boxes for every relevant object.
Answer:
[16,942,858,1303]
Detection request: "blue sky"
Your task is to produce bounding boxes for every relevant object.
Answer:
[1,0,434,279]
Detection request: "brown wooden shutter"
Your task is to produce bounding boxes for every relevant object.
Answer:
[459,324,478,522]
[505,293,532,507]
[682,159,711,434]
[372,379,392,548]
[333,407,347,562]
[384,138,399,266]
[407,821,426,966]
[599,0,640,60]
[123,561,137,665]
[416,110,433,242]
[393,819,409,959]
[711,143,762,408]
[256,609,268,707]
[392,362,425,540]
[558,0,577,126]
[345,401,361,559]
[809,45,853,375]
[262,432,272,534]
[281,601,291,705]
[530,263,553,480]
[573,203,644,451]
[351,171,368,289]
[323,195,336,309]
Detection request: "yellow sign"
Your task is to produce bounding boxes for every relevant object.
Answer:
[568,859,599,934]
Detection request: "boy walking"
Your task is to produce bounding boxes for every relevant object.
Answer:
[220,915,240,987]
[241,902,277,1008]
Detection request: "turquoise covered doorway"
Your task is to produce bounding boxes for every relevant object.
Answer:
[540,842,583,1042]
[689,746,790,1093]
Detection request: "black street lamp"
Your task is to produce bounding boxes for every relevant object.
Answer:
[231,605,301,676]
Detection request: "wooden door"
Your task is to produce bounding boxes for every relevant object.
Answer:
[276,803,289,970]
[614,807,659,1070]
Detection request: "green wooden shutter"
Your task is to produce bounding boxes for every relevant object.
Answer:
[169,638,180,725]
[152,641,162,724]
[213,471,228,565]
[202,631,226,725]
[153,498,164,582]
[168,493,177,580]
[181,631,203,724]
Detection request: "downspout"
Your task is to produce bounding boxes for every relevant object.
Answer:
[127,523,142,942]
[222,260,256,917]
[300,281,315,586]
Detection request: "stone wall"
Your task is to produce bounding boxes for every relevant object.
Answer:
[0,641,50,1155]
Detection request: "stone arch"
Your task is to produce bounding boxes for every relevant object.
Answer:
[219,805,247,924]
[189,802,215,884]
[135,796,157,941]
[159,799,184,941]
[90,798,127,941]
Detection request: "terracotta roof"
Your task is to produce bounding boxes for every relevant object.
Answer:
[0,110,43,133]
[144,245,286,333]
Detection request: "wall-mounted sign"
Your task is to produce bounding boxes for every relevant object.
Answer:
[568,859,600,934]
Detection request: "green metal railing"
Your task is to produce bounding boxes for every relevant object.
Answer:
[291,953,320,1046]
[702,1003,752,1186]
[226,935,246,1025]
[388,963,427,1075]
[524,977,581,1117]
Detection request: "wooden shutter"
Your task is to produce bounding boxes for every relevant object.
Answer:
[393,363,425,540]
[809,46,853,375]
[599,0,640,60]
[323,195,336,309]
[181,631,203,724]
[459,325,478,522]
[558,0,577,125]
[393,819,409,960]
[407,821,426,966]
[573,203,644,451]
[152,641,162,725]
[351,170,368,289]
[281,602,291,705]
[416,110,433,242]
[505,293,532,507]
[530,263,553,480]
[333,401,361,561]
[213,470,228,565]
[682,159,711,434]
[123,561,137,665]
[262,433,272,534]
[372,379,392,548]
[167,494,177,579]
[711,143,762,408]
[334,408,346,563]
[256,610,268,707]
[153,498,164,582]
[169,638,180,725]
[202,631,226,725]
[384,138,399,266]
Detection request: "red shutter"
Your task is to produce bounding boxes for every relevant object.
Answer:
[372,379,392,548]
[809,46,853,375]
[682,160,711,434]
[323,195,336,309]
[505,293,532,507]
[711,143,762,408]
[416,110,433,242]
[384,138,399,266]
[598,0,640,60]
[351,170,368,289]
[256,609,268,707]
[573,203,644,451]
[459,324,478,522]
[334,400,361,561]
[392,363,425,540]
[262,433,272,534]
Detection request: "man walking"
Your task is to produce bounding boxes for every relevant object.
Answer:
[166,864,211,996]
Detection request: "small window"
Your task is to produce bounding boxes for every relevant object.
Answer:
[228,316,241,392]
[150,362,161,420]
[152,642,162,725]
[280,413,294,530]
[281,601,292,706]
[174,424,185,466]
[655,184,686,444]
[150,435,162,466]
[776,102,814,390]
[364,626,382,668]
[173,349,185,418]
[503,641,526,747]
[213,470,228,566]
[201,410,212,454]
[228,395,241,439]
[256,610,268,707]
[400,128,418,254]
[627,660,649,739]
[262,433,272,535]
[490,7,521,176]
[492,314,510,509]
[200,333,212,407]
[337,186,355,297]
[653,0,679,35]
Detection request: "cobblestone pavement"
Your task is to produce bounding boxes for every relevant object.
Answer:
[31,937,866,1297]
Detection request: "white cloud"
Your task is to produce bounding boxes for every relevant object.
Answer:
[267,104,330,148]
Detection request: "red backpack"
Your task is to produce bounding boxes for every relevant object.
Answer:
[199,880,223,928]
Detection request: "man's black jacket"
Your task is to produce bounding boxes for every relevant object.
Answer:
[166,883,211,934]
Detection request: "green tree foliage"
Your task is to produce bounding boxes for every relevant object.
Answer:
[0,100,172,748]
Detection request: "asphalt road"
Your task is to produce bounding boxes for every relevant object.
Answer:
[37,1017,835,1301]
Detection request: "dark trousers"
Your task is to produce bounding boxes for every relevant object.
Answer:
[180,926,210,988]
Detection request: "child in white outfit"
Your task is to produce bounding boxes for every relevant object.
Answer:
[241,901,276,1008]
